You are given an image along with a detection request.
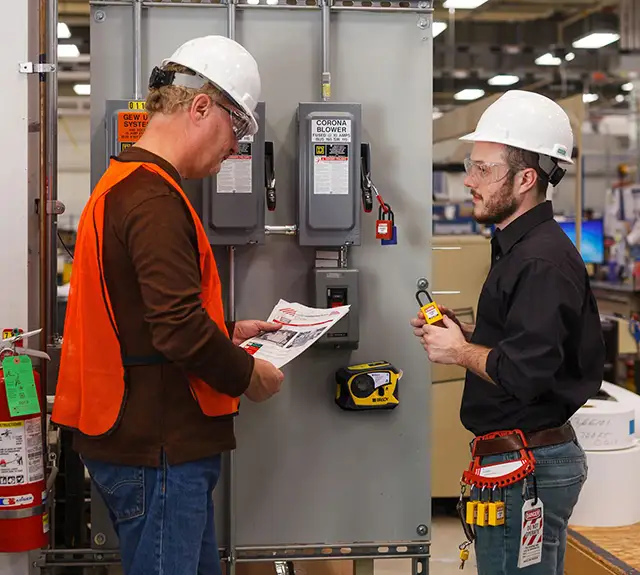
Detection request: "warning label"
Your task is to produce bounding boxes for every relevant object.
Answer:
[117,111,148,143]
[0,419,43,486]
[217,142,252,194]
[313,144,349,195]
[311,118,352,143]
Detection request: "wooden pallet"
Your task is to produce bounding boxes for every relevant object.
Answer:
[566,524,640,575]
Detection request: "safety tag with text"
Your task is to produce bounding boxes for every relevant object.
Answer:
[518,498,544,568]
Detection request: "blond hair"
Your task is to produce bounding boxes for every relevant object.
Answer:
[145,64,224,119]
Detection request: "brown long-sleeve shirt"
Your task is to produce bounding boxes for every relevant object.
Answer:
[73,147,254,466]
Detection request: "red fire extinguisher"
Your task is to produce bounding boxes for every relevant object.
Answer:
[0,332,48,552]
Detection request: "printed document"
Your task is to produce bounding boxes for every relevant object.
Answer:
[239,299,350,368]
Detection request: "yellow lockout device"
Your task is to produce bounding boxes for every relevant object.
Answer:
[488,501,505,526]
[335,361,402,411]
[415,289,445,326]
[476,501,489,527]
[465,501,478,525]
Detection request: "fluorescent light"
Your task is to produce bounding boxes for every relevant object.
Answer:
[58,23,71,39]
[488,74,519,86]
[535,52,562,66]
[565,52,575,62]
[443,0,488,8]
[622,82,634,92]
[572,32,620,49]
[58,44,80,58]
[616,94,626,103]
[583,93,598,104]
[454,88,485,101]
[432,22,447,38]
[73,84,90,96]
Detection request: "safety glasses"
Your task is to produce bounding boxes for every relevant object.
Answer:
[463,156,511,184]
[216,101,254,141]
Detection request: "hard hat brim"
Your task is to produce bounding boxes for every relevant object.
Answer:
[458,131,574,164]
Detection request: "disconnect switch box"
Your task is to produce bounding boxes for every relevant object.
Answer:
[297,102,362,247]
[203,101,267,245]
[313,268,360,349]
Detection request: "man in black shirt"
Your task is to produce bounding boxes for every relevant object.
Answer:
[412,90,604,574]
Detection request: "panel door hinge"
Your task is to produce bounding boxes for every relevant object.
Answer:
[35,199,66,215]
[19,62,56,74]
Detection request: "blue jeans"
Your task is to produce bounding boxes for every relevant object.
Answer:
[83,453,223,575]
[473,439,587,574]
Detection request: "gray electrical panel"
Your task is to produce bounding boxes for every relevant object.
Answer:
[313,268,360,349]
[203,101,271,245]
[104,99,149,166]
[297,102,362,247]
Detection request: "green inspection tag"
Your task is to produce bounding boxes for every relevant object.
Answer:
[2,355,40,417]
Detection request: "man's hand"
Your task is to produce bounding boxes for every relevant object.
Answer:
[411,306,474,342]
[244,358,285,402]
[232,320,281,346]
[419,315,468,365]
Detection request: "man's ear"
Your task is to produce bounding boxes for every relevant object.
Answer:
[190,94,212,122]
[517,167,538,196]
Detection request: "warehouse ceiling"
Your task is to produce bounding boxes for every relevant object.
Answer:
[57,0,633,115]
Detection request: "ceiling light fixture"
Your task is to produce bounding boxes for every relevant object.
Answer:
[433,109,443,120]
[58,22,71,39]
[535,52,562,66]
[432,22,447,38]
[616,94,626,103]
[58,44,80,58]
[572,32,620,49]
[443,0,488,9]
[622,82,634,92]
[565,52,575,62]
[73,84,90,96]
[454,88,485,101]
[487,74,519,86]
[582,93,598,104]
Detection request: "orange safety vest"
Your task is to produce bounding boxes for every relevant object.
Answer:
[51,159,240,437]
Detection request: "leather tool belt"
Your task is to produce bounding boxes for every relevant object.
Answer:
[472,422,576,458]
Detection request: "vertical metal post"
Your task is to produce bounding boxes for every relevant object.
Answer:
[133,0,143,99]
[226,5,238,575]
[47,0,58,342]
[321,0,331,101]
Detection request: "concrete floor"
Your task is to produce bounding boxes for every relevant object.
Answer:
[376,516,477,575]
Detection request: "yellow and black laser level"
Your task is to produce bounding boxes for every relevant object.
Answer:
[335,361,402,411]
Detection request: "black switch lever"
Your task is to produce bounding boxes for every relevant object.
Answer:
[361,142,373,213]
[265,141,276,212]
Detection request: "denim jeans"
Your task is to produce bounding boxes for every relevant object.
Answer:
[83,452,223,575]
[472,439,587,574]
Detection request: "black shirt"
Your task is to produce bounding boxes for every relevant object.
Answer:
[460,201,605,436]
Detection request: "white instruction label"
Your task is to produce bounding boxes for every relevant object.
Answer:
[311,119,352,143]
[518,498,544,568]
[313,144,349,195]
[0,419,43,486]
[0,421,26,485]
[216,141,252,194]
[371,372,391,388]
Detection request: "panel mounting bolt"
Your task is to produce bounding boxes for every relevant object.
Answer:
[94,532,106,546]
[94,10,106,22]
[417,17,429,30]
[416,524,428,536]
[418,1,428,7]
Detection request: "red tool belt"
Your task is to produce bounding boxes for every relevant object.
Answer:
[461,423,575,490]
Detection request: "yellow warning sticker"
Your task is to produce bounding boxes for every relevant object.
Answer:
[0,421,24,428]
[117,111,148,143]
[128,100,146,110]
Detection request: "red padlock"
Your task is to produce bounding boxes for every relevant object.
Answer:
[376,204,394,240]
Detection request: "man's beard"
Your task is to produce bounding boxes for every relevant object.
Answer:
[472,173,520,225]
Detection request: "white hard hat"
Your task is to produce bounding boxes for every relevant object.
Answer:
[459,90,574,164]
[161,35,261,136]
